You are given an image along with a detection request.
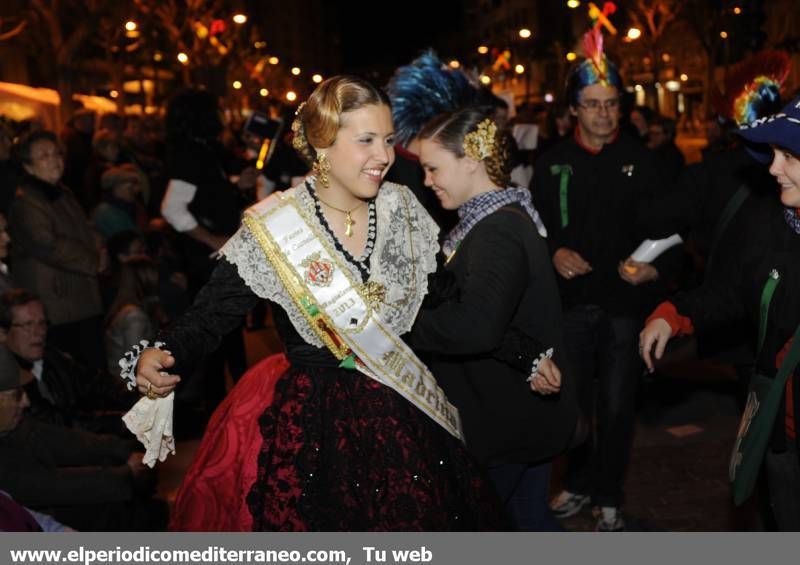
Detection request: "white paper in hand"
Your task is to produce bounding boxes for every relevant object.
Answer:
[630,234,683,263]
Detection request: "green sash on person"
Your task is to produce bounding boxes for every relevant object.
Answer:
[729,268,800,505]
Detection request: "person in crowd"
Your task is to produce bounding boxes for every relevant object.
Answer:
[105,256,164,377]
[649,51,790,378]
[0,343,163,531]
[0,288,131,436]
[92,164,147,239]
[640,94,800,531]
[59,109,94,201]
[647,115,685,181]
[161,88,250,410]
[82,128,122,213]
[0,120,20,217]
[0,213,12,294]
[8,130,104,370]
[408,107,578,530]
[533,28,680,531]
[628,105,653,144]
[130,75,507,531]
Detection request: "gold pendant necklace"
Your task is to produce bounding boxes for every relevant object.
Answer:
[316,196,366,237]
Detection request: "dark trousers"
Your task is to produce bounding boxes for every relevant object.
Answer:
[562,305,642,508]
[487,462,563,531]
[48,315,105,371]
[765,443,800,531]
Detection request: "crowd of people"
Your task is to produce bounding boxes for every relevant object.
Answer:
[1,27,799,532]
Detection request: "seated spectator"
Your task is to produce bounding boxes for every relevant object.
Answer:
[92,165,147,239]
[9,130,104,369]
[0,344,165,531]
[0,289,132,436]
[647,116,686,181]
[105,256,164,376]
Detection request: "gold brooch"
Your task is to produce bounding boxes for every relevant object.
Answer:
[361,281,386,307]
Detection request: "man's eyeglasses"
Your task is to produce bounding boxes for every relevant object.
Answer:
[10,320,48,332]
[578,98,620,112]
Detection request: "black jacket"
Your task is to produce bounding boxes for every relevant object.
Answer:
[670,197,800,450]
[533,132,680,317]
[410,205,578,465]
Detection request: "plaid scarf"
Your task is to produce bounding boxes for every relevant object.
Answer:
[785,207,800,235]
[442,186,546,256]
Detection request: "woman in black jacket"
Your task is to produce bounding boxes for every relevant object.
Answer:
[410,107,578,530]
[640,95,800,530]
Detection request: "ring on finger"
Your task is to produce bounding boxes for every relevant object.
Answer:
[146,381,158,400]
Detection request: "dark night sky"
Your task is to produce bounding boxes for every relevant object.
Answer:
[334,0,466,75]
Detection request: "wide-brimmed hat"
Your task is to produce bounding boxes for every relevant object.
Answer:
[0,345,21,392]
[737,95,800,162]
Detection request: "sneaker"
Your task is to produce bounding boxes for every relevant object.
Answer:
[550,490,591,519]
[595,507,625,532]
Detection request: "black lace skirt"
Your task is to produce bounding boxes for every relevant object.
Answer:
[245,364,506,531]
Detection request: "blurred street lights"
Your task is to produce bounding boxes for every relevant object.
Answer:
[233,14,247,25]
[519,28,531,39]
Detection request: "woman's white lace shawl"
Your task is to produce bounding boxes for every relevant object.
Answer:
[220,180,440,347]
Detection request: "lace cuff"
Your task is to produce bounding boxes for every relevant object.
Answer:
[119,340,166,390]
[118,340,175,467]
[526,348,554,383]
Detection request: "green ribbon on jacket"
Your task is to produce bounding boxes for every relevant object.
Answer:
[757,269,781,358]
[550,164,573,228]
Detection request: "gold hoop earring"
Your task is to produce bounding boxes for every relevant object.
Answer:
[314,153,331,189]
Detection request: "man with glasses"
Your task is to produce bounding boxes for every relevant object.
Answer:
[0,288,131,436]
[532,33,679,531]
[0,342,164,531]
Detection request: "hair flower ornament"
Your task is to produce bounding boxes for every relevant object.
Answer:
[463,118,497,161]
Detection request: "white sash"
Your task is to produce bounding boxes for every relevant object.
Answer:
[243,193,463,440]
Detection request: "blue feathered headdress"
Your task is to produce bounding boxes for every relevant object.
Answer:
[387,50,480,146]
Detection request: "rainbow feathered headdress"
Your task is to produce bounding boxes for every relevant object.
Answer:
[566,27,623,105]
[713,50,791,126]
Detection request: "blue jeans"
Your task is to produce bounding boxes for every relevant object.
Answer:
[562,305,642,508]
[487,462,563,531]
